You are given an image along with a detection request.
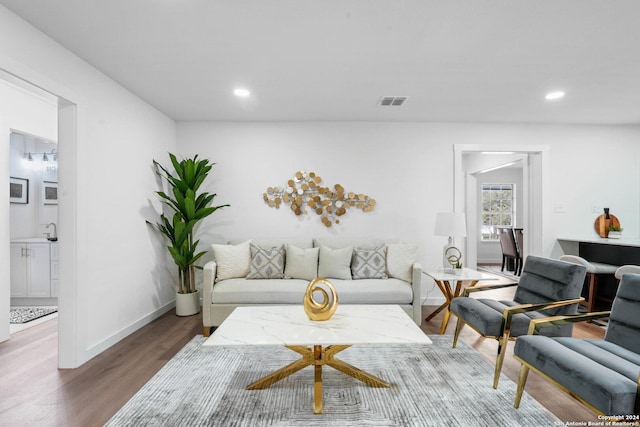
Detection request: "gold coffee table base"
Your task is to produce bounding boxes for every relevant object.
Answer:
[246,344,390,414]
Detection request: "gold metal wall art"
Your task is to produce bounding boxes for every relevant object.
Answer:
[263,170,376,227]
[303,278,338,321]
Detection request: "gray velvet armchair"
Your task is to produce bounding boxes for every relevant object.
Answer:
[514,272,640,416]
[449,255,587,388]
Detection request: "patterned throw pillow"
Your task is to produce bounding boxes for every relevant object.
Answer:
[247,244,285,279]
[351,244,388,279]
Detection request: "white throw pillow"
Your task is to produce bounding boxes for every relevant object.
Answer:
[211,240,251,282]
[284,244,319,281]
[386,243,418,283]
[318,245,353,279]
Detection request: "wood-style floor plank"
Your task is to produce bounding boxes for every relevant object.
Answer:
[0,300,605,426]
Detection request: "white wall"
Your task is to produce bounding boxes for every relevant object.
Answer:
[0,79,57,343]
[0,5,177,365]
[178,122,640,304]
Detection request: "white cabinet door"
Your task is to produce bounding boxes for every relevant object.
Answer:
[27,243,51,297]
[10,243,28,297]
[50,242,59,297]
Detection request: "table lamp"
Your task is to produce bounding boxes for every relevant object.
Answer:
[434,212,467,269]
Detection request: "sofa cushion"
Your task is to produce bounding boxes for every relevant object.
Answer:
[386,243,418,283]
[211,240,250,282]
[211,277,413,305]
[212,278,309,303]
[247,244,285,279]
[352,245,388,279]
[318,245,353,279]
[329,278,413,304]
[284,244,319,281]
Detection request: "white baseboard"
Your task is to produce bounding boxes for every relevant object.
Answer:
[83,301,176,363]
[423,297,446,306]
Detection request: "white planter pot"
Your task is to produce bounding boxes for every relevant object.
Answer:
[608,231,622,239]
[176,289,200,316]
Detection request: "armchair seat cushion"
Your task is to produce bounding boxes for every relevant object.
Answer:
[515,335,639,415]
[449,297,570,338]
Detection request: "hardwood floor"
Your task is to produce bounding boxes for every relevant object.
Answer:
[0,312,200,427]
[0,301,605,426]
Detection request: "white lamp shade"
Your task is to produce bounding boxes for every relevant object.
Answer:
[434,212,467,237]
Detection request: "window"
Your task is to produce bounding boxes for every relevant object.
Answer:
[481,184,514,241]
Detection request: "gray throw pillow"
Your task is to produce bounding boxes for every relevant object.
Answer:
[247,244,285,279]
[351,244,388,279]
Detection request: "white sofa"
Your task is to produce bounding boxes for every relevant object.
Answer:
[202,238,422,336]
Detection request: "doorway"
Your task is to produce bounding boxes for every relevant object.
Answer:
[453,144,549,270]
[9,130,59,334]
[1,68,78,368]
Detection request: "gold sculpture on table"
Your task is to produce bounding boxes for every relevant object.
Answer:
[263,170,376,227]
[303,278,338,321]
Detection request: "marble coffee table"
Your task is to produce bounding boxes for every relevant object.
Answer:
[203,304,431,414]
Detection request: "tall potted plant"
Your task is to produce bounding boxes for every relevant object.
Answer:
[147,153,229,316]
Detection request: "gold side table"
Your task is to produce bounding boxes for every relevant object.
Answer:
[422,268,497,334]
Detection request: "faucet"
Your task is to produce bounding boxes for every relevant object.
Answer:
[45,222,57,241]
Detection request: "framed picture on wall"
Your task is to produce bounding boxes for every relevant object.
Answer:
[42,180,58,205]
[10,177,29,204]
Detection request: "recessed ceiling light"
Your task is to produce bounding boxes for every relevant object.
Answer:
[545,91,565,101]
[233,88,251,98]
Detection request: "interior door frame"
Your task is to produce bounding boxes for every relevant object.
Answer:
[1,60,80,368]
[453,144,549,269]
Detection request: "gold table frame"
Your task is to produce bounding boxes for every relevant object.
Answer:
[423,268,497,334]
[425,277,480,334]
[246,344,389,414]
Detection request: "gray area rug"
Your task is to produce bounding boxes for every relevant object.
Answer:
[9,306,57,324]
[106,335,560,426]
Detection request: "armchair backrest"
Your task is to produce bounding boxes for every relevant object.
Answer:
[514,256,586,316]
[605,273,640,354]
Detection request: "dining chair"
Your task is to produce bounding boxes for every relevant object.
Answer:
[498,228,520,275]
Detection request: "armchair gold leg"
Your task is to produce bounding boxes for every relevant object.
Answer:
[203,326,212,337]
[493,332,511,389]
[514,364,530,408]
[452,317,464,348]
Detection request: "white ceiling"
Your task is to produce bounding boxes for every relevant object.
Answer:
[2,0,639,124]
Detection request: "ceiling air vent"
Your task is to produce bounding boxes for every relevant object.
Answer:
[379,96,408,106]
